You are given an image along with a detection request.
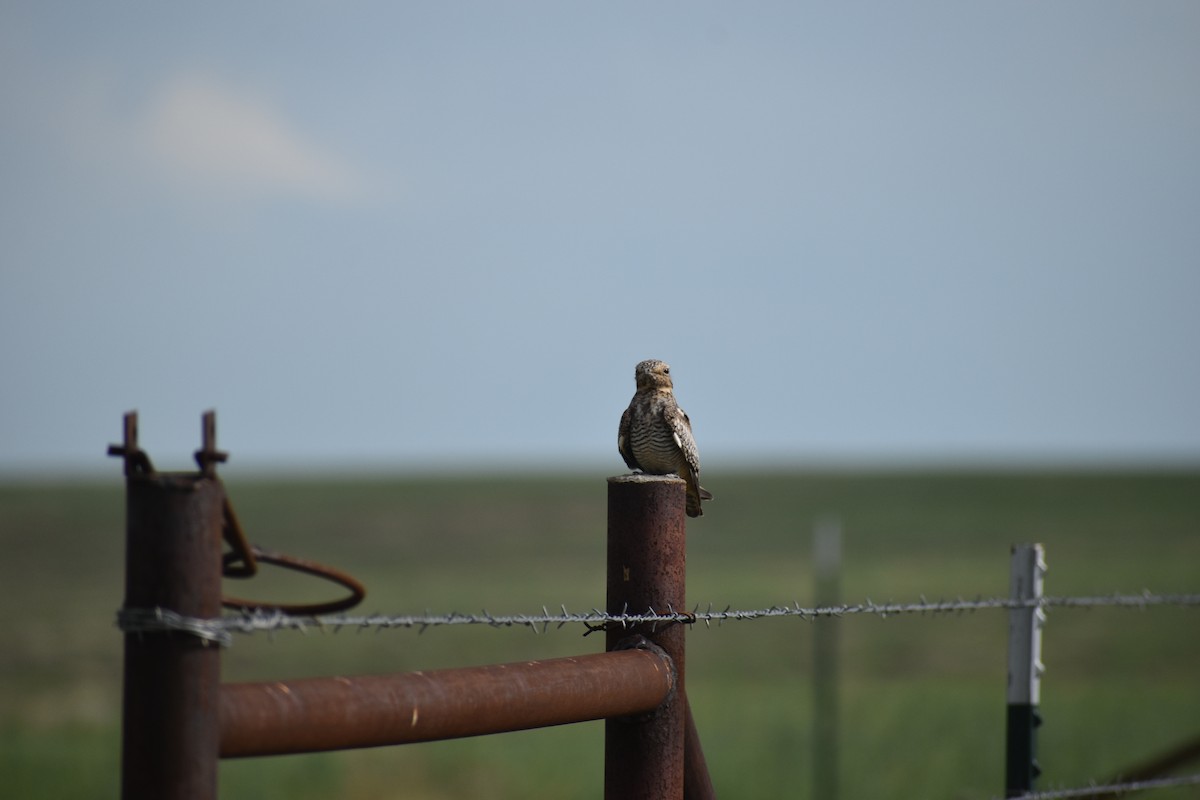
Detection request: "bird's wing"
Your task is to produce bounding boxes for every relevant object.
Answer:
[618,404,640,470]
[665,405,702,477]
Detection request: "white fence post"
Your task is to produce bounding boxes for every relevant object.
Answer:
[1006,543,1046,797]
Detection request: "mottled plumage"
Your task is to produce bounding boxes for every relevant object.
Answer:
[618,359,713,517]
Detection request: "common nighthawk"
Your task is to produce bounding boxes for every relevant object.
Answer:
[618,359,712,517]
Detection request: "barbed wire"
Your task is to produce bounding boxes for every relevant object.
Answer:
[116,591,1200,645]
[1001,772,1200,799]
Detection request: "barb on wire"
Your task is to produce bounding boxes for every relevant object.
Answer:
[1001,772,1200,799]
[114,591,1200,645]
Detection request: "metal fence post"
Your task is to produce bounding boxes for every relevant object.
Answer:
[1006,543,1046,798]
[605,474,688,800]
[116,413,225,800]
[813,516,842,800]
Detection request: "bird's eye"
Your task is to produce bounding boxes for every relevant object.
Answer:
[663,367,670,373]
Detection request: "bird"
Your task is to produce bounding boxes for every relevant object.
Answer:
[618,359,713,517]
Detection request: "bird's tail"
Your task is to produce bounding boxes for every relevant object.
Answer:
[686,485,713,518]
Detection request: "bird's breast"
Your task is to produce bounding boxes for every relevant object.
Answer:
[629,422,683,474]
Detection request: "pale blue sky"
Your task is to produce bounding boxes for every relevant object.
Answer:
[3,2,1198,475]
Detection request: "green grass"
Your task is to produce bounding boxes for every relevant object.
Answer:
[2,470,1198,798]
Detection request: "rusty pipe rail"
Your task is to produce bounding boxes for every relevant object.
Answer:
[220,647,675,757]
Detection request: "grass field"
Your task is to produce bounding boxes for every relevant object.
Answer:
[2,469,1198,799]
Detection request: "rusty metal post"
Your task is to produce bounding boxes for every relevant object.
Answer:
[220,648,675,756]
[117,414,225,800]
[606,474,689,800]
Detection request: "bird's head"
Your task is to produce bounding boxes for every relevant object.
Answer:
[634,359,674,391]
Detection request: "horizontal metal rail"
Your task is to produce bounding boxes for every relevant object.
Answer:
[220,647,675,757]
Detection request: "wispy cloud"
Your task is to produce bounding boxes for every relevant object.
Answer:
[139,73,365,204]
[47,69,367,206]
